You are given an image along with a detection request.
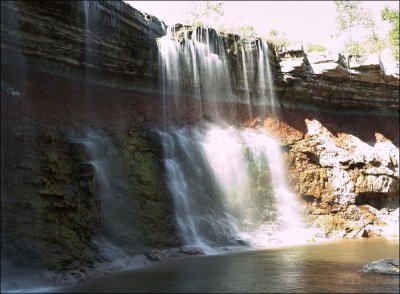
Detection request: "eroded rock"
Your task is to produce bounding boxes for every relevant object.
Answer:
[285,119,399,238]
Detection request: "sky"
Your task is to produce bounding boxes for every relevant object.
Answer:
[126,1,399,51]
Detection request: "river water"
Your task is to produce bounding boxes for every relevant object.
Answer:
[58,238,399,293]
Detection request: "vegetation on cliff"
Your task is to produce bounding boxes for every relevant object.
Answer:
[381,6,400,61]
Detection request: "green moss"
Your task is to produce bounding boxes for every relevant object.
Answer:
[12,126,178,272]
[312,214,349,233]
[37,177,65,197]
[33,128,101,270]
[44,225,87,270]
[113,128,178,248]
[244,146,276,223]
[118,130,166,198]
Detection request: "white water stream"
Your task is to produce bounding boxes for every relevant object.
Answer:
[157,25,312,252]
[159,124,313,253]
[157,26,276,123]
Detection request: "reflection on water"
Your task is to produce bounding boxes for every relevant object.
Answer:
[58,238,399,293]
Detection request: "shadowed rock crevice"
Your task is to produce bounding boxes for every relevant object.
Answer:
[355,192,399,210]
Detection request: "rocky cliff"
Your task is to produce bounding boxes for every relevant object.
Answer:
[276,48,399,110]
[2,1,398,118]
[1,0,399,291]
[262,46,399,240]
[277,119,398,239]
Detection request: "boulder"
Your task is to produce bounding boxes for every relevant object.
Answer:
[360,259,400,275]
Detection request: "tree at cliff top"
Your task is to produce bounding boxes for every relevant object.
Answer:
[381,6,399,62]
[334,0,385,61]
[266,29,290,53]
[185,1,224,27]
[218,24,259,43]
[184,1,258,43]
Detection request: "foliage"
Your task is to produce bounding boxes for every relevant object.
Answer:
[244,147,276,224]
[233,25,258,41]
[381,6,400,61]
[185,1,257,43]
[306,43,327,53]
[334,0,375,59]
[266,29,290,53]
[186,1,224,27]
[365,31,387,56]
[219,24,258,42]
[346,40,366,59]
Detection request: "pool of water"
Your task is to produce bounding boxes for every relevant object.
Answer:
[58,238,399,293]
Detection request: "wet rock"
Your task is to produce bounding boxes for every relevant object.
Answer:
[58,272,78,286]
[181,245,205,255]
[145,248,182,261]
[1,1,165,92]
[360,259,400,275]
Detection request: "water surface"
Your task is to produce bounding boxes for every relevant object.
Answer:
[59,238,399,293]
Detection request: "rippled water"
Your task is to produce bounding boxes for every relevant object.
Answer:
[58,238,399,293]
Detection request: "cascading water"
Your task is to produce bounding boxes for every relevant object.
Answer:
[256,40,277,116]
[82,1,100,69]
[69,129,141,260]
[158,26,181,125]
[239,41,253,117]
[157,25,277,124]
[81,1,102,122]
[157,25,311,253]
[240,129,310,245]
[159,127,246,254]
[159,124,311,252]
[158,26,236,124]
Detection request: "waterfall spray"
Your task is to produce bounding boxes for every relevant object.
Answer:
[160,124,312,252]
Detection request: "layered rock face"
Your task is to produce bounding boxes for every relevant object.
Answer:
[1,0,399,290]
[265,47,399,239]
[285,119,398,238]
[1,1,164,92]
[3,1,397,123]
[276,47,399,109]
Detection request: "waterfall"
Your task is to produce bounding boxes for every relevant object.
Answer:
[69,129,141,259]
[240,41,252,118]
[240,129,308,244]
[159,124,310,252]
[83,1,92,68]
[157,26,277,123]
[256,40,277,116]
[158,26,181,125]
[158,26,237,124]
[158,127,246,254]
[157,24,308,252]
[82,1,100,67]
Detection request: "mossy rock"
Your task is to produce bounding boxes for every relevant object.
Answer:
[4,125,179,274]
[112,128,179,249]
[33,128,101,270]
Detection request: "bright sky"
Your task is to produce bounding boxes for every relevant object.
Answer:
[126,1,399,51]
